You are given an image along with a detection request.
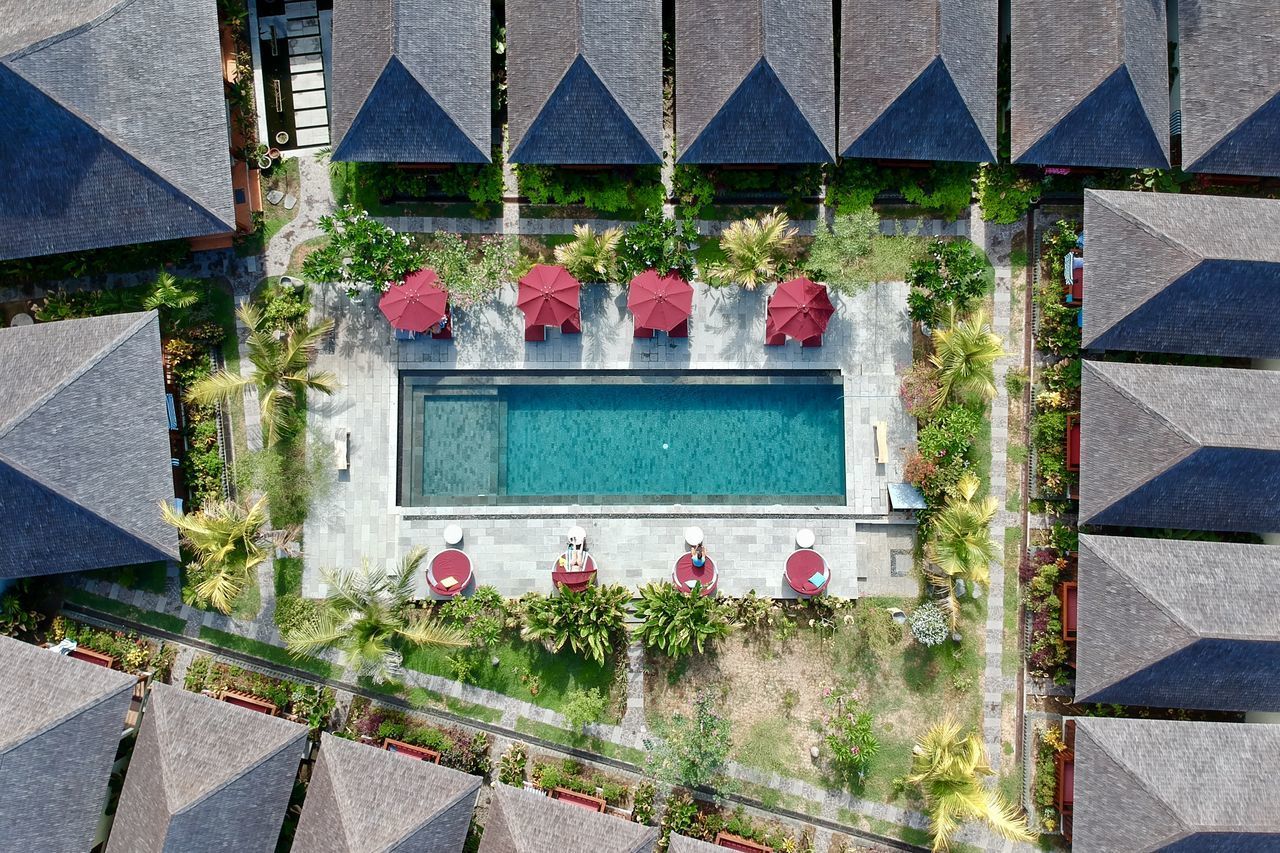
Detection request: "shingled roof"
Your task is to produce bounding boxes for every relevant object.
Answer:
[1079,361,1280,533]
[666,836,722,853]
[1082,190,1280,358]
[506,0,662,165]
[676,0,835,164]
[0,635,136,853]
[839,0,996,162]
[1180,0,1280,177]
[292,733,481,853]
[1071,717,1280,851]
[478,784,659,853]
[1011,0,1170,168]
[1075,534,1280,711]
[106,684,308,853]
[330,0,491,164]
[0,0,235,260]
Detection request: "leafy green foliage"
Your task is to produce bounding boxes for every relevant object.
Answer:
[303,205,424,297]
[673,164,822,218]
[440,585,510,650]
[498,742,528,786]
[553,224,622,282]
[332,158,505,208]
[928,310,1004,410]
[805,207,878,294]
[644,692,732,788]
[907,239,990,325]
[823,690,880,783]
[520,584,630,665]
[618,209,699,281]
[1036,220,1083,357]
[977,165,1044,224]
[562,687,610,731]
[846,605,904,664]
[234,437,334,528]
[926,473,998,624]
[517,165,663,214]
[0,239,189,287]
[631,582,732,658]
[420,233,519,309]
[51,617,176,678]
[273,593,319,637]
[164,497,270,614]
[908,602,949,646]
[826,161,976,219]
[704,209,798,289]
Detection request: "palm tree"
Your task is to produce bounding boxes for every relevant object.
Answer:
[553,224,622,282]
[161,498,270,614]
[928,309,1004,411]
[187,303,337,446]
[285,547,466,680]
[705,209,798,289]
[926,473,998,625]
[906,718,1034,851]
[143,271,200,313]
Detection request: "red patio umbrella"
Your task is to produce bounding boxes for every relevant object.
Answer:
[627,269,693,332]
[379,268,447,332]
[517,264,580,329]
[768,277,834,342]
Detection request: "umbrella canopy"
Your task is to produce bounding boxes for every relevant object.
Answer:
[768,277,834,342]
[379,268,447,332]
[517,264,580,329]
[627,270,693,332]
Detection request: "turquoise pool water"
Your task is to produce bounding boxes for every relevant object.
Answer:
[400,373,845,506]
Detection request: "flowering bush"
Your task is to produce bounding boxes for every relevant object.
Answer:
[906,239,990,324]
[909,602,949,646]
[1032,726,1067,831]
[303,206,424,298]
[900,362,941,418]
[420,233,518,309]
[1024,549,1070,680]
[822,689,880,783]
[347,698,491,775]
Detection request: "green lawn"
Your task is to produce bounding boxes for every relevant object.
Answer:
[275,557,303,598]
[406,686,504,724]
[79,561,168,594]
[514,718,647,765]
[1004,527,1023,678]
[64,588,187,634]
[400,634,620,720]
[198,627,340,679]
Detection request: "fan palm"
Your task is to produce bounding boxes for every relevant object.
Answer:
[906,718,1034,851]
[187,303,337,447]
[705,209,798,289]
[161,498,269,614]
[928,309,1004,411]
[926,473,998,626]
[144,271,200,313]
[284,547,466,680]
[553,224,622,282]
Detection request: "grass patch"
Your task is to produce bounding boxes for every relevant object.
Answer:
[733,778,820,815]
[400,634,620,720]
[80,561,168,595]
[230,574,261,621]
[198,627,340,679]
[514,718,647,765]
[287,235,330,277]
[970,406,994,497]
[850,232,929,285]
[695,237,728,270]
[1004,528,1022,678]
[237,158,301,257]
[406,686,504,724]
[205,280,248,458]
[63,588,187,634]
[275,557,304,598]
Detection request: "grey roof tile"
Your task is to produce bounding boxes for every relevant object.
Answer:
[839,0,996,162]
[292,732,481,853]
[1071,717,1280,851]
[1075,534,1280,711]
[0,635,136,853]
[478,784,658,853]
[666,835,722,853]
[0,0,235,258]
[106,684,309,853]
[1180,0,1280,177]
[0,311,178,578]
[1082,190,1280,358]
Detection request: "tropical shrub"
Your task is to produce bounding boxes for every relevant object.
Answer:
[900,362,942,418]
[1024,549,1069,680]
[273,593,320,637]
[704,209,798,289]
[671,164,717,215]
[163,497,270,614]
[846,605,904,663]
[50,618,176,679]
[0,239,189,288]
[909,602,949,647]
[562,687,609,731]
[1036,220,1083,357]
[1032,726,1067,831]
[906,239,990,325]
[234,437,334,528]
[303,205,424,297]
[1032,410,1070,497]
[332,158,504,208]
[440,585,511,650]
[632,780,657,824]
[899,162,978,219]
[804,207,879,295]
[520,584,630,665]
[929,309,1004,410]
[917,405,982,470]
[674,164,822,218]
[0,583,41,639]
[498,742,528,786]
[644,692,732,788]
[822,689,880,783]
[631,583,732,658]
[517,164,663,214]
[420,233,519,309]
[976,164,1043,224]
[617,209,699,281]
[553,224,622,282]
[926,473,998,624]
[348,698,491,774]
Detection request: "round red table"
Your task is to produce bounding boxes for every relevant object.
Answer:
[427,548,473,597]
[672,553,718,596]
[552,552,597,592]
[785,549,829,596]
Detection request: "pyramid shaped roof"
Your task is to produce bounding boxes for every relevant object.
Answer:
[507,0,662,165]
[478,784,658,853]
[676,0,835,164]
[330,0,491,164]
[0,0,234,259]
[1011,0,1169,168]
[839,0,996,162]
[0,311,178,579]
[292,733,481,852]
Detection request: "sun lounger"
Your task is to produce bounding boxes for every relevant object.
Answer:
[333,428,349,471]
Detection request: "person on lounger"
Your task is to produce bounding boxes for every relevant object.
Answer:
[690,543,706,568]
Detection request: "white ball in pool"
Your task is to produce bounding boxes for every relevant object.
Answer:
[662,443,669,450]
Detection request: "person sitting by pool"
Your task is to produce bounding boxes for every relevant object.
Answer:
[560,539,585,571]
[690,543,707,569]
[429,315,448,335]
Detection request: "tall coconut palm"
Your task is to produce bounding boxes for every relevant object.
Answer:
[554,223,622,282]
[926,473,998,625]
[285,547,466,680]
[705,209,798,289]
[161,498,270,614]
[907,718,1034,851]
[928,309,1004,411]
[187,303,337,446]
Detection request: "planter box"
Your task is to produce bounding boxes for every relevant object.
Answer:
[551,787,606,813]
[219,690,278,716]
[382,738,441,763]
[715,832,772,852]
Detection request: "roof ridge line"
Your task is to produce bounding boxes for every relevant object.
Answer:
[171,715,306,817]
[392,56,488,160]
[0,673,134,755]
[376,771,480,850]
[1079,724,1190,834]
[1,0,137,62]
[576,55,660,161]
[1095,192,1202,259]
[1022,62,1125,157]
[0,310,156,441]
[1191,85,1280,170]
[0,453,177,559]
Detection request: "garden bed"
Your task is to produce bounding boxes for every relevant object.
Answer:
[48,616,176,681]
[661,789,814,852]
[516,164,662,219]
[340,696,491,775]
[331,158,505,219]
[183,655,335,731]
[673,164,823,220]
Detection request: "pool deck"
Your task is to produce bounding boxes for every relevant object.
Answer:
[304,279,918,599]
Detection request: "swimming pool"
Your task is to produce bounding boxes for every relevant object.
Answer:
[399,372,846,506]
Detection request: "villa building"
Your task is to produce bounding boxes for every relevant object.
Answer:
[478,783,659,853]
[839,0,997,163]
[507,0,663,165]
[1012,0,1170,169]
[0,312,178,581]
[0,0,240,259]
